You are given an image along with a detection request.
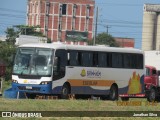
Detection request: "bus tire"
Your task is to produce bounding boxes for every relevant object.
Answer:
[121,97,129,101]
[147,88,156,102]
[109,85,118,101]
[61,84,70,99]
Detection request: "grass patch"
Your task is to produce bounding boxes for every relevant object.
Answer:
[0,79,11,98]
[2,80,12,92]
[0,98,159,119]
[0,98,159,111]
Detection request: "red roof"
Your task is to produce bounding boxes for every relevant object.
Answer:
[145,65,156,70]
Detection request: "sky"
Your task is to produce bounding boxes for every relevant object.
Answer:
[0,0,160,49]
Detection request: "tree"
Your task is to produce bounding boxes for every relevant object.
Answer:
[95,32,119,47]
[5,28,18,45]
[0,41,16,80]
[47,38,52,43]
[15,25,44,37]
[87,39,94,45]
[1,25,47,80]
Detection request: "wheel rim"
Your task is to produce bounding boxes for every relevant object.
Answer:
[62,87,68,96]
[110,88,116,99]
[151,90,155,101]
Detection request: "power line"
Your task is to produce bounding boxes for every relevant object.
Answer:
[0,5,159,47]
[0,7,26,13]
[1,12,160,29]
[96,2,142,6]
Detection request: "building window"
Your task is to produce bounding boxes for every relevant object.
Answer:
[72,18,75,30]
[86,5,90,18]
[85,5,90,31]
[59,23,62,31]
[62,4,67,15]
[73,4,77,17]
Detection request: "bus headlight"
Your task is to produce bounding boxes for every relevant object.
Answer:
[12,79,18,83]
[40,81,50,85]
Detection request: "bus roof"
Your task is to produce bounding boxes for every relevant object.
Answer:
[19,42,143,54]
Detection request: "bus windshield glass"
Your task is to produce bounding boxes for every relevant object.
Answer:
[13,47,53,76]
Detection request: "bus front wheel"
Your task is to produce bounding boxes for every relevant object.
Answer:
[60,84,70,99]
[109,85,118,101]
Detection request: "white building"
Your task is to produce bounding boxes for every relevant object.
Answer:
[15,35,47,46]
[142,4,160,51]
[145,51,160,70]
[0,35,6,41]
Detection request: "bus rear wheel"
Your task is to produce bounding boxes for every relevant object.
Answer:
[60,84,70,99]
[109,85,118,101]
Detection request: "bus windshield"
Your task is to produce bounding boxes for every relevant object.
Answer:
[13,47,53,76]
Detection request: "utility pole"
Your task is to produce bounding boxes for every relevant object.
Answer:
[93,6,98,45]
[45,0,50,39]
[24,27,27,35]
[104,25,111,34]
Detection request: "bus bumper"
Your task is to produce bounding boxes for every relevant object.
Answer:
[12,82,52,94]
[119,94,145,98]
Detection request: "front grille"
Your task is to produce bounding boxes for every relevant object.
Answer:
[18,75,42,79]
[18,86,40,91]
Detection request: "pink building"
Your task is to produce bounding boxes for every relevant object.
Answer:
[27,0,95,45]
[114,37,135,48]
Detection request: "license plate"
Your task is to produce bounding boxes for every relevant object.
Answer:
[26,86,32,89]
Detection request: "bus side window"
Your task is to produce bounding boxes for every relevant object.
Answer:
[98,52,107,67]
[93,52,98,67]
[88,52,93,67]
[112,53,123,68]
[78,52,82,66]
[70,51,78,66]
[53,57,59,75]
[124,54,131,69]
[81,52,93,67]
[107,53,112,67]
[81,52,89,67]
[136,54,143,69]
[53,50,67,80]
[130,54,136,69]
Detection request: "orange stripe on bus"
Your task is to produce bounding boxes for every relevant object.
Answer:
[67,79,115,87]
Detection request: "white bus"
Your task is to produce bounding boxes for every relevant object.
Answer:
[12,42,145,100]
